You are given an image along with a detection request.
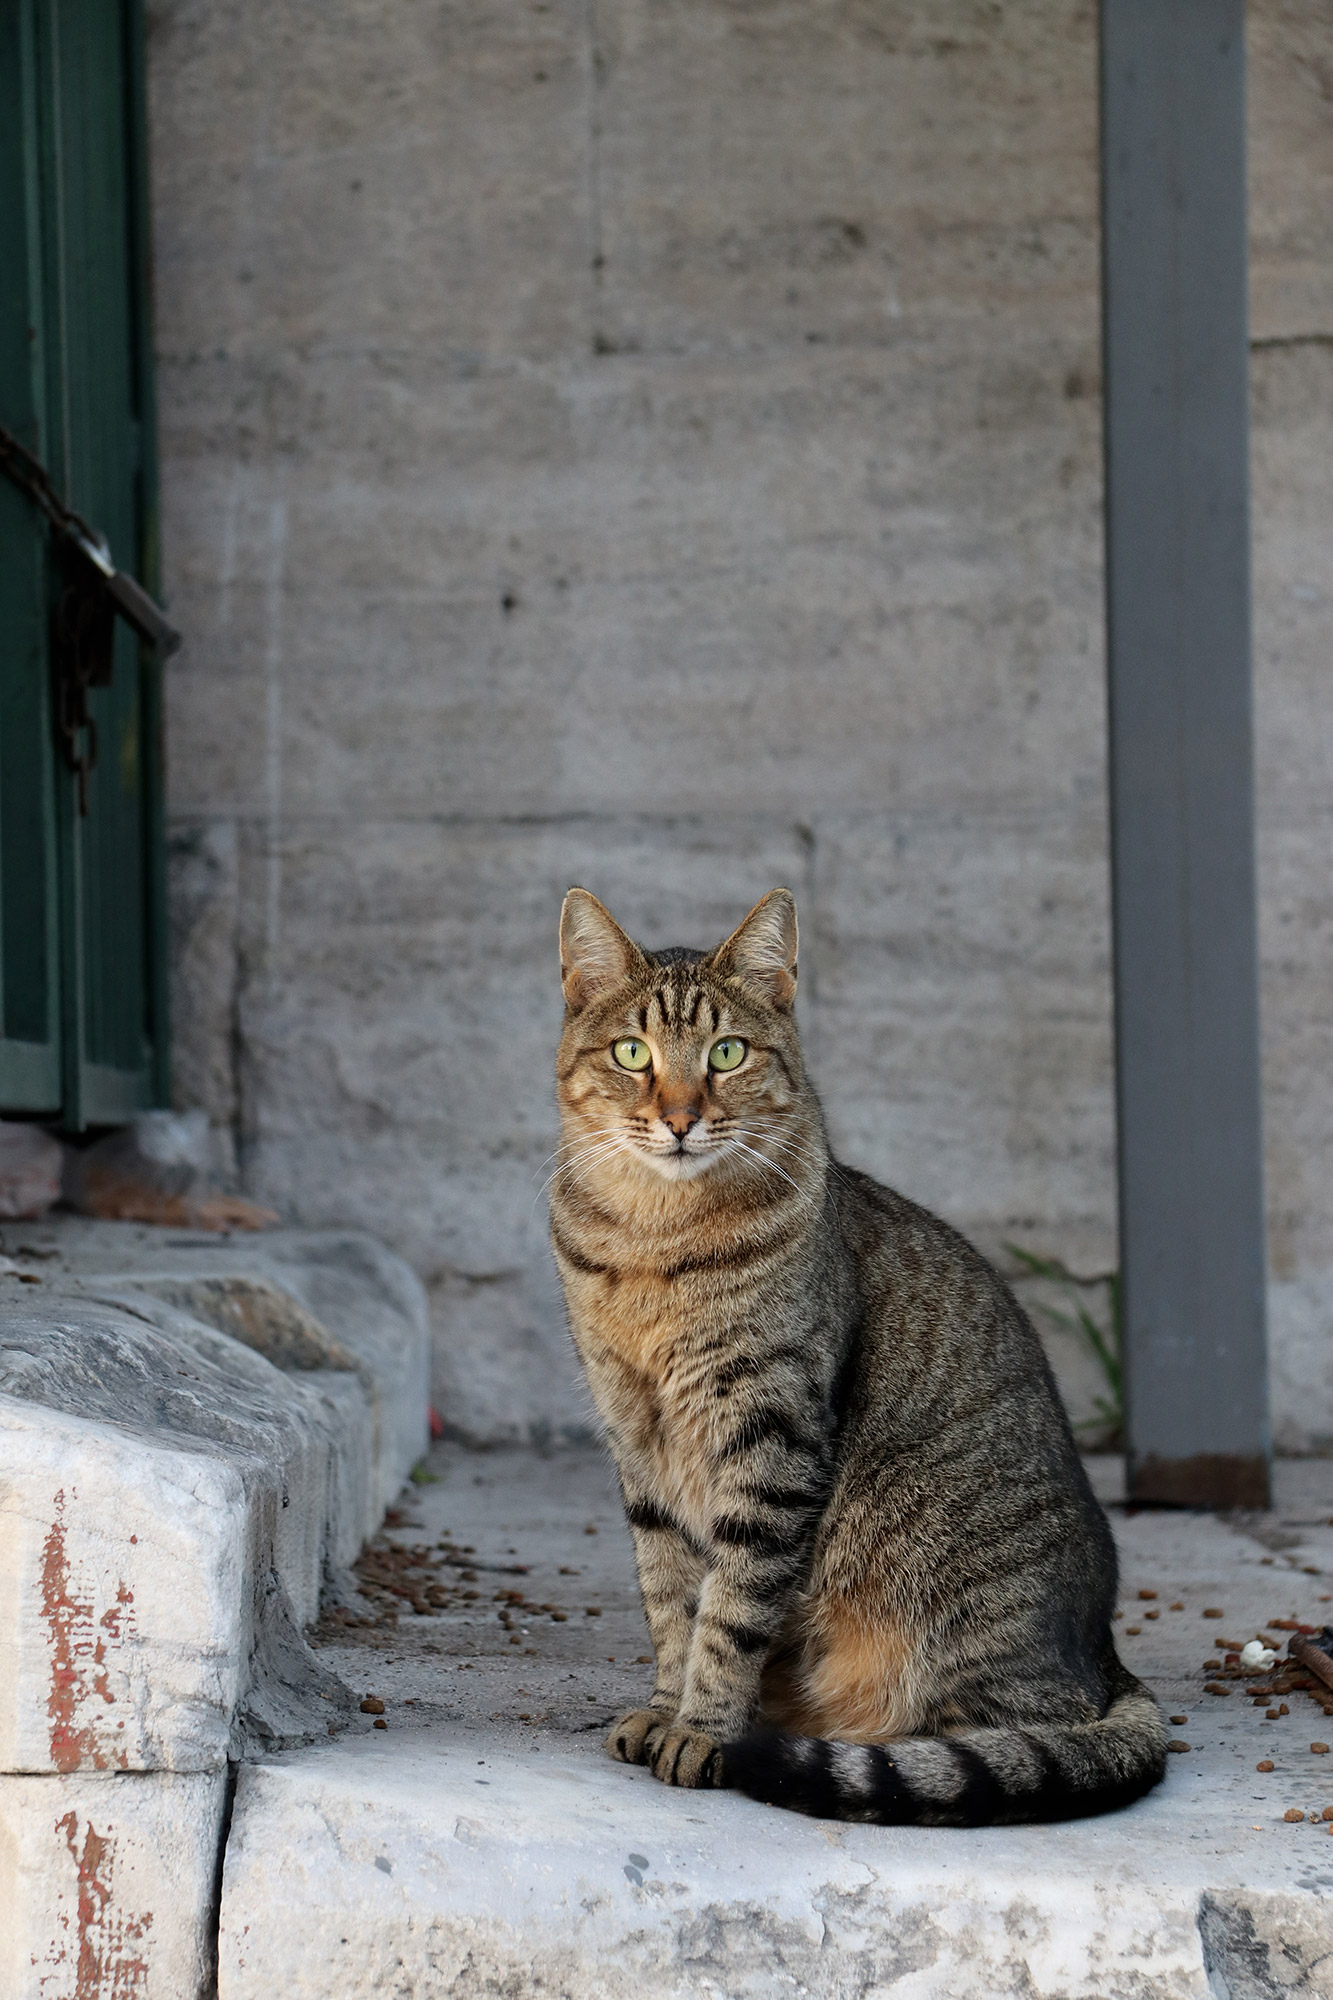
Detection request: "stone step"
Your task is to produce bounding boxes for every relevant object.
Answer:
[0,1219,430,2000]
[216,1726,1332,1999]
[1,1770,226,2000]
[215,1446,1333,2000]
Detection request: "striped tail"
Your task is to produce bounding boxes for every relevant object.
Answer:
[720,1671,1166,1827]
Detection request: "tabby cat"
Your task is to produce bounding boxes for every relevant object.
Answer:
[549,886,1165,1825]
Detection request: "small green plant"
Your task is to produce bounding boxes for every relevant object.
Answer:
[1003,1244,1123,1447]
[408,1458,440,1485]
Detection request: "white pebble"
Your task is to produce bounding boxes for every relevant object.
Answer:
[1241,1641,1276,1669]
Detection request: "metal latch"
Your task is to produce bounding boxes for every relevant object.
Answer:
[0,420,181,813]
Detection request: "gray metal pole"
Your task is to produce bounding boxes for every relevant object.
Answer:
[1100,0,1270,1508]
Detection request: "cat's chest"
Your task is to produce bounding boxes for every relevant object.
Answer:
[559,1247,712,1371]
[570,1299,727,1526]
[603,1359,718,1536]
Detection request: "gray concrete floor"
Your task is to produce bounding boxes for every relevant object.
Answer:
[309,1442,1333,1833]
[211,1448,1333,1997]
[309,1440,655,1746]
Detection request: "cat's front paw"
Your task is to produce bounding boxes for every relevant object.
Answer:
[645,1723,723,1789]
[606,1707,668,1765]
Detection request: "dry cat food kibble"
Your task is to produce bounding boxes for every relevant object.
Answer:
[1286,1808,1306,1822]
[1257,1760,1275,1771]
[359,1696,385,1715]
[1166,1741,1191,1754]
[1313,1743,1330,1755]
[1138,1590,1157,1601]
[1125,1625,1142,1635]
[1203,1608,1225,1619]
[1170,1714,1188,1725]
[373,1718,388,1730]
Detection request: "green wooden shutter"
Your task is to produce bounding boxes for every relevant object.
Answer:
[0,0,63,1112]
[0,0,168,1128]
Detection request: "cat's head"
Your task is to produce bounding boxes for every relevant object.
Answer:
[554,888,813,1186]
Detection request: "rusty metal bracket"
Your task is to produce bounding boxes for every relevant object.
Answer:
[0,419,181,655]
[1,419,181,816]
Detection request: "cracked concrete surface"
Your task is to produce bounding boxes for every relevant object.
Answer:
[217,1448,1333,1997]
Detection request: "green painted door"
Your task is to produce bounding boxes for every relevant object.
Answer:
[0,0,168,1128]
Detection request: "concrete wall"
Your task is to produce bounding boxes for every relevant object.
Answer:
[149,0,1333,1447]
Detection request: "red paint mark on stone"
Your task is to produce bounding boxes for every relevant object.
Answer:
[53,1810,153,1997]
[40,1490,134,1772]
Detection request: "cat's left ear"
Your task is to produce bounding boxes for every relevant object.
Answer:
[710,888,799,1010]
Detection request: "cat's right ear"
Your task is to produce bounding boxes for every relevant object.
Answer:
[560,889,645,1013]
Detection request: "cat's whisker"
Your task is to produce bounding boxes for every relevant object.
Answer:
[728,1126,826,1178]
[729,1121,849,1195]
[729,1114,822,1152]
[534,1157,623,1209]
[723,1144,828,1224]
[729,1121,817,1154]
[535,1134,633,1203]
[532,1127,627,1176]
[543,1135,630,1185]
[721,1137,812,1203]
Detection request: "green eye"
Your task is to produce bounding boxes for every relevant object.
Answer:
[708,1037,747,1072]
[613,1037,652,1072]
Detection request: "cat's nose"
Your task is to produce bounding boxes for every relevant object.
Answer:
[660,1107,700,1139]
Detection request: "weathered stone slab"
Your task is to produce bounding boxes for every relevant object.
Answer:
[217,1443,1333,2000]
[0,1768,226,2000]
[0,1218,431,1997]
[2,1221,430,1524]
[239,1232,430,1518]
[0,1395,248,1776]
[595,0,1100,354]
[0,1218,432,1773]
[0,1290,367,1635]
[810,807,1116,1252]
[213,1733,1281,2000]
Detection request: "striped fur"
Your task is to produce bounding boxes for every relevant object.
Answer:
[550,888,1165,1824]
